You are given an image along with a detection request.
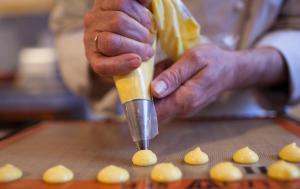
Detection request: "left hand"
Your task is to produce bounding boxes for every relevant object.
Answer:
[151,44,238,121]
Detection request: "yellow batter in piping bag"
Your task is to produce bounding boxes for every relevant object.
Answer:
[113,0,201,150]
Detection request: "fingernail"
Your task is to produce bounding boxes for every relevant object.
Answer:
[146,47,154,59]
[154,80,167,96]
[128,58,141,67]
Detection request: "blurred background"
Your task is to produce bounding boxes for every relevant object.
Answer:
[0,0,86,140]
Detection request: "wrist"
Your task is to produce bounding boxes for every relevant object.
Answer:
[226,50,246,90]
[230,47,287,90]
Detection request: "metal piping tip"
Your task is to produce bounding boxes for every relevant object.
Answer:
[135,140,149,150]
[122,99,158,150]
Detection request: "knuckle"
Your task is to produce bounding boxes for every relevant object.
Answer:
[111,12,127,32]
[83,11,94,28]
[138,44,152,58]
[93,61,110,77]
[176,89,198,117]
[144,31,154,44]
[90,61,104,76]
[133,44,142,55]
[173,96,185,113]
[137,6,151,26]
[165,69,182,88]
[102,33,122,53]
[187,48,202,64]
[174,94,191,116]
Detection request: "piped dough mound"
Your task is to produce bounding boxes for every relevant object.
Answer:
[233,146,259,164]
[0,164,23,183]
[132,150,157,166]
[184,147,209,165]
[97,165,129,184]
[210,162,243,182]
[279,143,300,163]
[267,160,300,181]
[151,163,182,183]
[43,165,74,184]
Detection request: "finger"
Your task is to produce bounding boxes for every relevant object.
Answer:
[93,11,154,44]
[155,80,212,122]
[101,0,152,29]
[138,0,152,6]
[155,97,179,122]
[155,85,195,122]
[151,51,207,98]
[88,52,142,76]
[97,32,154,61]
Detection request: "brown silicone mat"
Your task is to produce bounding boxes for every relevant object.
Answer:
[0,120,300,180]
[0,118,300,182]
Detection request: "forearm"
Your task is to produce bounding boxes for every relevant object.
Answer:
[232,47,288,89]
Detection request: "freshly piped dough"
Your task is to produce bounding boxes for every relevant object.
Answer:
[184,147,209,165]
[279,143,300,162]
[0,164,23,183]
[151,163,182,183]
[132,150,157,166]
[43,165,74,184]
[97,165,129,184]
[233,146,259,164]
[210,162,243,182]
[267,160,300,181]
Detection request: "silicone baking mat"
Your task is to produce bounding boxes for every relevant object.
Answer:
[0,118,300,188]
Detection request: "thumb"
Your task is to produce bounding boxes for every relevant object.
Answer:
[151,52,206,98]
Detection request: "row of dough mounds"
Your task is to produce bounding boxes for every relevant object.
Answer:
[0,143,300,184]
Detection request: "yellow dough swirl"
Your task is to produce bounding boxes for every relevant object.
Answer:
[267,160,300,181]
[210,162,243,182]
[132,150,157,166]
[97,165,129,184]
[43,165,74,184]
[279,143,300,163]
[151,163,182,183]
[0,164,23,183]
[184,147,209,165]
[233,146,259,164]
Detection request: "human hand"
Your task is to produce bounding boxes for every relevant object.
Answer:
[151,44,238,121]
[84,0,154,77]
[138,0,152,6]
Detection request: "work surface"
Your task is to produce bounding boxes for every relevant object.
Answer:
[0,118,300,188]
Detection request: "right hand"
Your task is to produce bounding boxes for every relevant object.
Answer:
[84,0,154,77]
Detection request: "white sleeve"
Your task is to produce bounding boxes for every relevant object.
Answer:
[56,30,90,95]
[256,30,300,105]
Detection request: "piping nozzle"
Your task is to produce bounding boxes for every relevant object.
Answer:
[122,99,158,150]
